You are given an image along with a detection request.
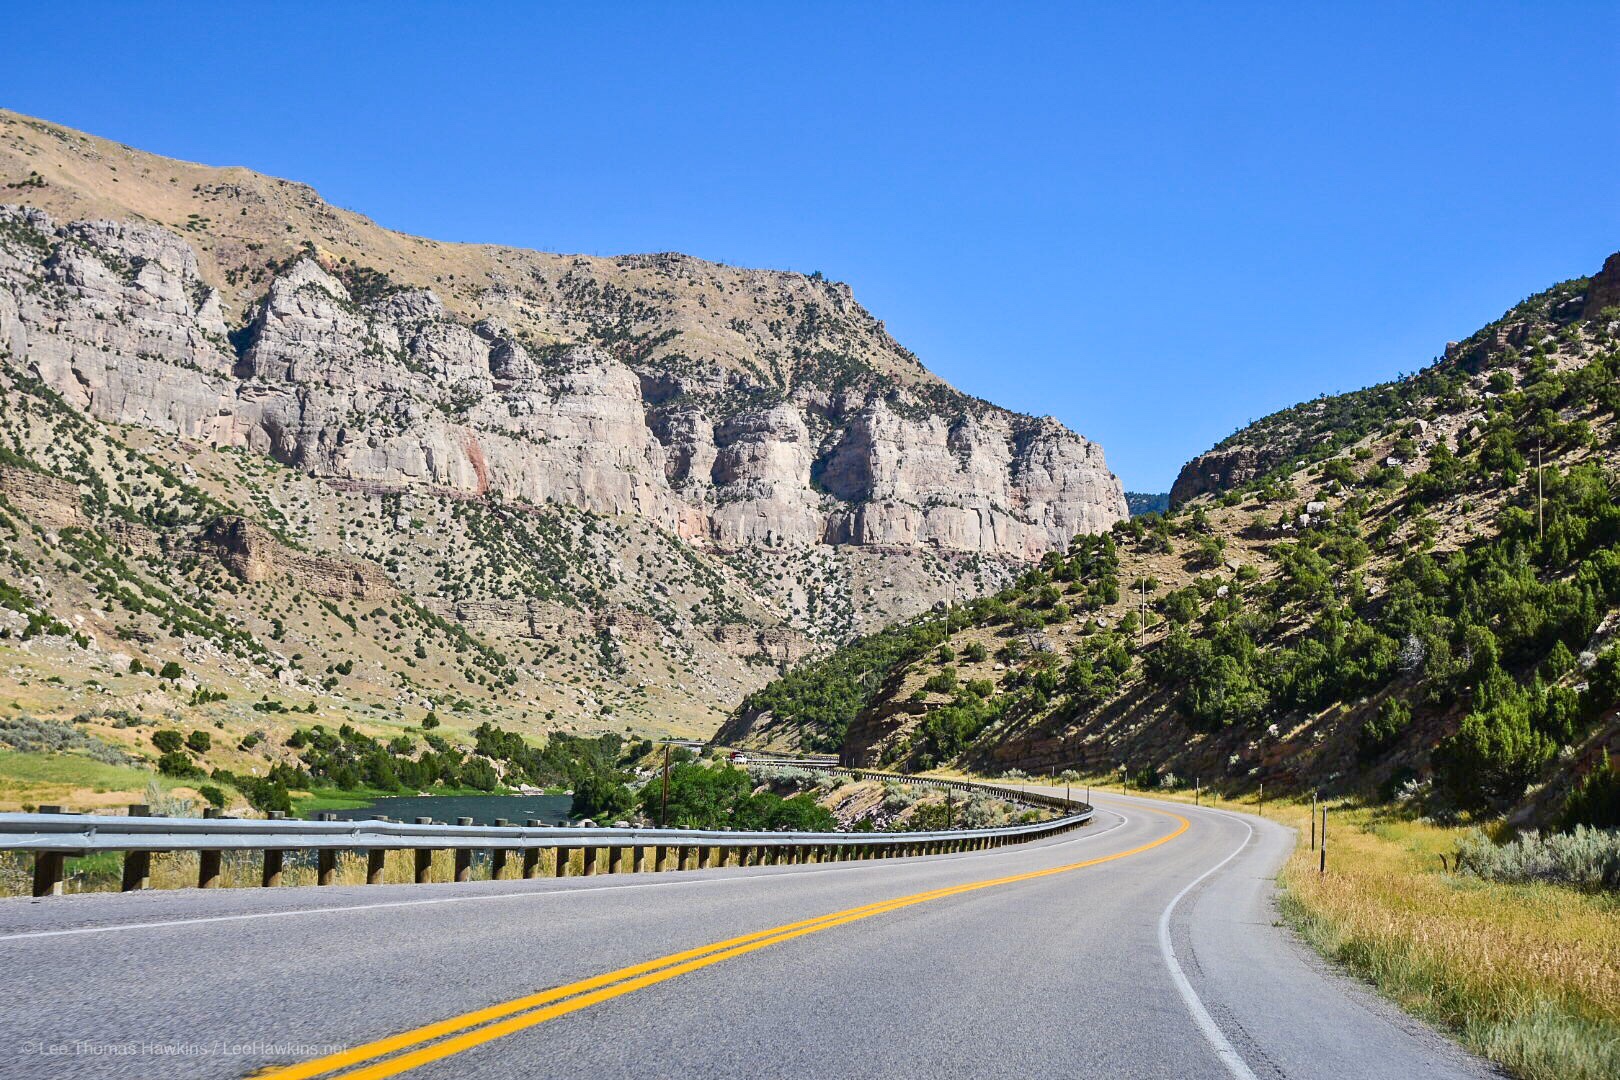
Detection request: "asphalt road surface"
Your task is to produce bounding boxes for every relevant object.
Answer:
[0,792,1500,1080]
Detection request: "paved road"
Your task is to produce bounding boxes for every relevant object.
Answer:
[0,792,1499,1079]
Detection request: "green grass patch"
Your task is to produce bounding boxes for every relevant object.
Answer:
[0,750,156,792]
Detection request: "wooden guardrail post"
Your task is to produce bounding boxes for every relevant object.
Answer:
[607,845,624,875]
[680,845,694,871]
[490,819,511,880]
[122,803,151,891]
[555,845,573,877]
[414,817,435,883]
[454,817,474,882]
[633,845,648,873]
[654,845,669,872]
[364,837,386,885]
[582,845,598,876]
[522,820,542,878]
[31,805,65,898]
[317,813,339,885]
[198,807,223,888]
[262,810,286,887]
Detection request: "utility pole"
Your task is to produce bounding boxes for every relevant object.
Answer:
[660,744,671,828]
[1139,577,1147,647]
[1536,441,1544,540]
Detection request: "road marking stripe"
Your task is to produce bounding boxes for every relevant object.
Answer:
[260,812,1188,1080]
[0,815,1129,944]
[1115,795,1259,1080]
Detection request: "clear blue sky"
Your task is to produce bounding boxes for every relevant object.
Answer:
[5,3,1617,490]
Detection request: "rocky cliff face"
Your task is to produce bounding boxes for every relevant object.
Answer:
[0,209,1123,555]
[0,110,1125,738]
[0,110,1125,569]
[1168,444,1275,507]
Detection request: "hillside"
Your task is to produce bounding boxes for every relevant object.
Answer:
[721,254,1620,825]
[0,111,1126,809]
[1126,492,1169,516]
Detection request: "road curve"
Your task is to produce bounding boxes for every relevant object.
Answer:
[0,793,1498,1079]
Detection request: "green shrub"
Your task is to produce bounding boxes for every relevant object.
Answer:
[1561,751,1620,831]
[1359,698,1411,760]
[151,729,185,754]
[185,730,212,754]
[1454,827,1620,892]
[1434,697,1555,812]
[157,751,202,778]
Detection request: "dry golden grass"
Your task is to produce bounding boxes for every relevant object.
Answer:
[1112,784,1620,1080]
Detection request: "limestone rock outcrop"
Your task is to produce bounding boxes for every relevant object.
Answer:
[1169,445,1273,508]
[0,203,1125,560]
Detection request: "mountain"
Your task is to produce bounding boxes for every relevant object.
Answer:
[721,255,1620,825]
[0,110,1124,791]
[1126,492,1169,516]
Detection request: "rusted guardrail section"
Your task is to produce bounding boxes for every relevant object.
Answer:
[3,783,1091,897]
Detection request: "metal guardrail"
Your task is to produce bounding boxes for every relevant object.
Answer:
[734,753,1077,812]
[3,776,1092,897]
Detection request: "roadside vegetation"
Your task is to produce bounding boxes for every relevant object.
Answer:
[1085,782,1619,1080]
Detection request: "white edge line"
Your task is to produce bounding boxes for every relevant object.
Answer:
[1155,806,1261,1080]
[0,810,1129,943]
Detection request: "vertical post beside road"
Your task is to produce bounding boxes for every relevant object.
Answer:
[122,803,152,892]
[1319,806,1327,875]
[454,818,474,882]
[317,813,339,886]
[414,817,435,884]
[489,819,511,880]
[31,806,65,898]
[522,821,542,879]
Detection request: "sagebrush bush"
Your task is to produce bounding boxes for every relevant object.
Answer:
[1454,827,1620,892]
[0,714,132,765]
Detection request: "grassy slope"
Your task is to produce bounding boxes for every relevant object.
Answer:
[725,259,1620,822]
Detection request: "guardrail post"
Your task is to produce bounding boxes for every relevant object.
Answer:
[633,845,647,873]
[367,846,387,885]
[198,849,222,889]
[555,845,572,877]
[523,821,542,878]
[198,807,223,888]
[261,810,286,887]
[454,818,474,882]
[582,846,597,877]
[414,817,435,883]
[31,806,65,898]
[682,845,696,871]
[490,819,511,880]
[122,803,152,891]
[654,845,669,872]
[607,845,624,875]
[318,813,339,885]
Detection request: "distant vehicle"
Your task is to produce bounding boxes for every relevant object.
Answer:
[728,751,750,764]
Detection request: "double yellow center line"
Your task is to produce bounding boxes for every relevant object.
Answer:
[257,809,1189,1080]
